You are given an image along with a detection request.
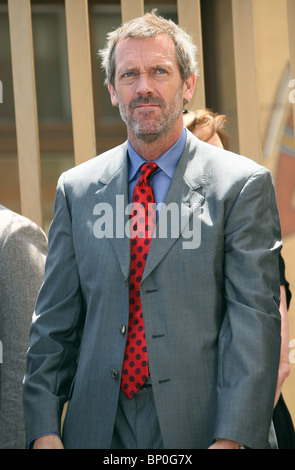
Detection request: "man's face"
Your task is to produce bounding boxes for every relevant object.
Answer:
[108,35,195,143]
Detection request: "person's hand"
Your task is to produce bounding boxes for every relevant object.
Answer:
[274,286,291,408]
[208,439,241,449]
[274,360,290,407]
[33,434,64,449]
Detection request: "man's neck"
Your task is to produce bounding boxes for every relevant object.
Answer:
[128,126,183,161]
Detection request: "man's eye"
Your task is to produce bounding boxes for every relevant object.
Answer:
[124,72,134,77]
[156,69,166,74]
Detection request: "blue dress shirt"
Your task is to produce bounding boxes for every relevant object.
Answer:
[128,128,187,212]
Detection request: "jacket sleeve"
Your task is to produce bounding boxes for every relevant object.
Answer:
[214,167,282,449]
[0,213,47,448]
[23,174,85,445]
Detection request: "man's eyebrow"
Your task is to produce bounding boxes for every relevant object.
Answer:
[151,62,173,69]
[117,65,139,75]
[119,58,174,69]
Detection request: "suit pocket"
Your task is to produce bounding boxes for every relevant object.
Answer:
[182,233,223,255]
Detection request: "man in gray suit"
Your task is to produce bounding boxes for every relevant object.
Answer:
[23,11,282,449]
[0,205,47,448]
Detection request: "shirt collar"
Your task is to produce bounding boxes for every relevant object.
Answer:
[128,127,187,182]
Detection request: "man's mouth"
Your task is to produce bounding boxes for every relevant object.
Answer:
[134,104,159,109]
[130,97,164,110]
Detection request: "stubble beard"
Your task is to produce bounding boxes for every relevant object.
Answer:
[117,88,184,143]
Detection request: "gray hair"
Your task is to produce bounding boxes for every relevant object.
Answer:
[98,9,199,86]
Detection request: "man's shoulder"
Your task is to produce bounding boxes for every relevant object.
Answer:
[0,205,45,236]
[0,205,47,255]
[187,132,268,182]
[63,141,128,185]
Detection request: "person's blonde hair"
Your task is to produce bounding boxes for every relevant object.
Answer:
[98,9,199,86]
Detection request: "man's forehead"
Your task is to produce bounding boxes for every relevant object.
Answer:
[114,35,177,68]
[115,35,176,56]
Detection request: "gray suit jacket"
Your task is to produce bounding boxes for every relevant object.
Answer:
[23,131,282,449]
[0,206,47,448]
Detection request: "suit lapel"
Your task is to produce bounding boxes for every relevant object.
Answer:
[93,135,206,282]
[142,133,206,281]
[94,142,131,281]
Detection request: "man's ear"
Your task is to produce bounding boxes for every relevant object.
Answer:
[108,83,118,106]
[183,74,196,103]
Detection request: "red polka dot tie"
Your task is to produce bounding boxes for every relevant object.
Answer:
[121,162,158,398]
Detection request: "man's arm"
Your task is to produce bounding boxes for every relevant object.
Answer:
[214,167,282,449]
[23,174,85,447]
[0,215,47,448]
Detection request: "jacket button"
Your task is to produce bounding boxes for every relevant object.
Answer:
[111,369,119,380]
[120,324,126,334]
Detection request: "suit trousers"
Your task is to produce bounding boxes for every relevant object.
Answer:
[111,384,164,449]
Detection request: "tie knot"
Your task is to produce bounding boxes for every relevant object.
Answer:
[139,162,158,182]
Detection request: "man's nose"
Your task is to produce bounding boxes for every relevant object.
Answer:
[135,72,154,95]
